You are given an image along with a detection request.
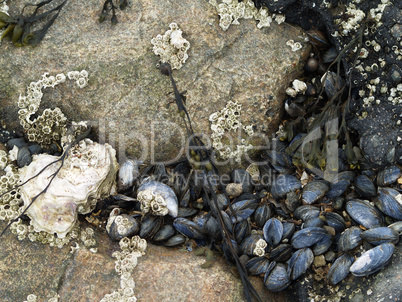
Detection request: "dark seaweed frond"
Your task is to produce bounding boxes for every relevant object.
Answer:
[0,0,67,47]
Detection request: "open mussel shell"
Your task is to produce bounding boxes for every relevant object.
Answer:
[271,174,301,199]
[287,248,314,281]
[245,256,271,275]
[377,166,401,187]
[240,233,264,256]
[354,175,377,198]
[361,227,399,246]
[350,242,395,277]
[327,254,355,285]
[293,205,320,222]
[264,263,291,292]
[153,224,176,243]
[375,187,402,220]
[338,226,363,252]
[269,243,293,262]
[263,218,283,247]
[302,180,329,204]
[173,217,206,240]
[291,227,327,249]
[346,200,384,229]
[253,202,272,228]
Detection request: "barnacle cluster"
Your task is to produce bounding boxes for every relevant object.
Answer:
[151,23,190,70]
[138,189,169,216]
[207,0,285,31]
[137,181,179,217]
[106,208,136,238]
[331,0,401,110]
[253,238,267,257]
[209,100,254,162]
[80,227,97,248]
[100,236,147,302]
[286,79,308,97]
[17,71,88,148]
[0,156,23,222]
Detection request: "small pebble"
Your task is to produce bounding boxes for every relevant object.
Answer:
[226,183,243,197]
[325,251,336,262]
[313,255,326,267]
[323,225,336,236]
[246,163,260,182]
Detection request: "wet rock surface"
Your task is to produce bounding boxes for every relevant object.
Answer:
[348,103,402,168]
[0,0,309,167]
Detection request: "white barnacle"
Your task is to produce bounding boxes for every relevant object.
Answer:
[255,7,272,29]
[292,79,307,94]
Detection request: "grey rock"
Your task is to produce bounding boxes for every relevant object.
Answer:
[348,104,402,168]
[0,0,309,170]
[0,221,288,301]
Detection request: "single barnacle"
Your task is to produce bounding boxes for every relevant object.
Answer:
[255,7,272,29]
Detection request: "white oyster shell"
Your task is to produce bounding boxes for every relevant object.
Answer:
[19,139,118,238]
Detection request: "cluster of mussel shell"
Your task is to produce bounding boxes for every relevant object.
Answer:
[102,150,401,292]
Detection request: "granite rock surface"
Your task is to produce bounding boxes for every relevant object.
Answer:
[0,0,310,170]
